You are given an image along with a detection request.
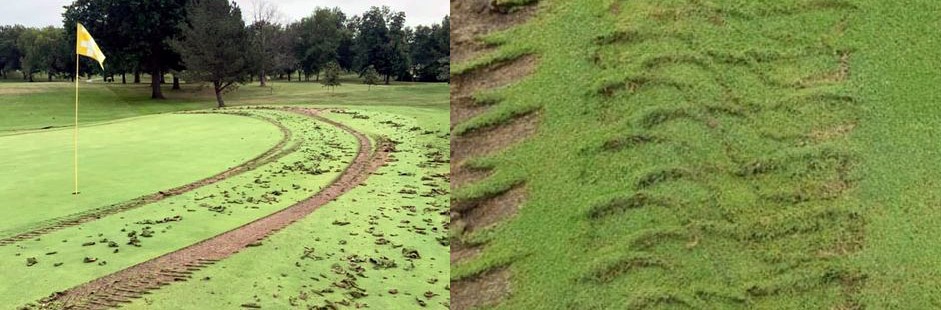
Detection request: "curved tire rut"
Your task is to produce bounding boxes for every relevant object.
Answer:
[0,113,296,247]
[31,108,393,310]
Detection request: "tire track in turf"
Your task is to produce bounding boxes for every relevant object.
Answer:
[0,112,295,247]
[449,0,542,307]
[29,108,393,310]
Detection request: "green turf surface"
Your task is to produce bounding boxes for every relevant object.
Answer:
[124,107,450,309]
[450,0,892,308]
[0,113,281,237]
[0,79,447,132]
[848,1,941,308]
[4,109,357,307]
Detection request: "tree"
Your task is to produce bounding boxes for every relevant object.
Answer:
[321,61,341,91]
[386,10,411,81]
[63,0,188,99]
[293,7,346,82]
[362,65,379,90]
[354,7,392,83]
[410,16,450,82]
[247,0,283,87]
[437,57,450,83]
[172,0,250,107]
[0,25,26,79]
[15,27,63,82]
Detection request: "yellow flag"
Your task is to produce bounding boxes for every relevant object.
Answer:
[76,23,105,69]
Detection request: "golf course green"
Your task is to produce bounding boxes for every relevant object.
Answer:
[0,113,282,237]
[0,78,449,309]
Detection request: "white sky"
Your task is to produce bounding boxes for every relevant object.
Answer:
[0,0,449,28]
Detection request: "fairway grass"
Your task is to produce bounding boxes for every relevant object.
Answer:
[849,1,941,307]
[123,107,450,309]
[4,109,357,307]
[0,80,447,132]
[0,113,282,237]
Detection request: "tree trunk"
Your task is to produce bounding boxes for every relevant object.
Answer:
[172,75,180,90]
[213,81,225,108]
[288,71,292,81]
[151,68,164,99]
[48,72,52,82]
[133,70,140,83]
[122,73,126,84]
[259,70,267,87]
[385,75,390,85]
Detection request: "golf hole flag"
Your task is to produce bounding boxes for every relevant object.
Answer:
[76,23,106,69]
[73,23,106,195]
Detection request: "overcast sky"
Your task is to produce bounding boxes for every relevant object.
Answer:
[0,0,449,28]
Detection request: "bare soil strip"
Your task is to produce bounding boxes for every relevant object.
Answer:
[33,108,392,310]
[451,0,537,64]
[451,268,512,310]
[450,55,537,129]
[450,1,541,308]
[0,113,295,247]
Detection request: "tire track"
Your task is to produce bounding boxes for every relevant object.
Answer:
[0,113,296,247]
[30,108,393,310]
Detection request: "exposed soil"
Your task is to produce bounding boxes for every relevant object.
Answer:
[450,1,541,308]
[0,113,295,247]
[450,55,537,130]
[450,164,493,190]
[450,267,512,310]
[30,108,393,310]
[461,185,527,233]
[450,239,483,264]
[451,0,537,64]
[451,111,540,164]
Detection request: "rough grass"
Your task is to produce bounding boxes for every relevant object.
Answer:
[0,77,447,132]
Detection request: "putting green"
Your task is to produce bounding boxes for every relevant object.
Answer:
[0,113,282,237]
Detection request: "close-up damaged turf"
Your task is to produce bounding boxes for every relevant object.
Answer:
[450,0,941,308]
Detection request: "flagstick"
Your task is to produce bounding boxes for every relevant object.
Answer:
[73,53,79,195]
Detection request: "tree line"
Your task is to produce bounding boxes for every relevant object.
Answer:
[0,0,450,105]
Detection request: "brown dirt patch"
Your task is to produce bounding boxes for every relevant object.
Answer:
[460,185,527,233]
[451,0,537,64]
[809,123,856,142]
[451,164,493,190]
[0,112,295,247]
[30,108,392,310]
[451,268,512,310]
[449,55,536,133]
[451,96,490,131]
[451,111,540,164]
[451,239,483,265]
[452,55,537,99]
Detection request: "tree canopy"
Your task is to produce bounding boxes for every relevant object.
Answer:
[172,0,250,107]
[0,2,450,97]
